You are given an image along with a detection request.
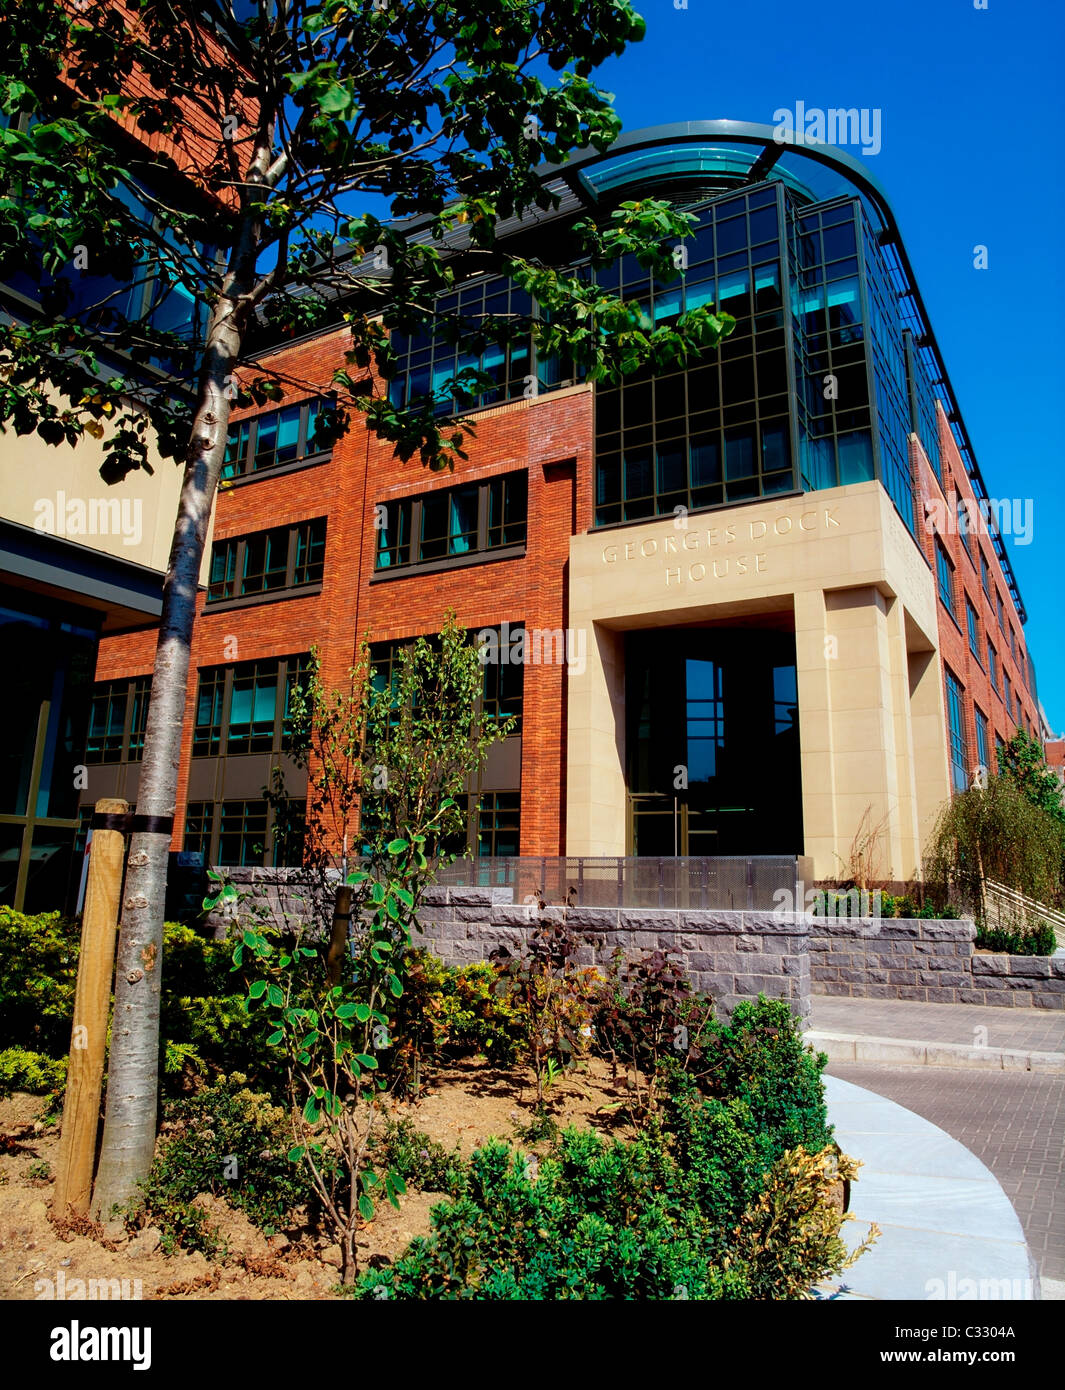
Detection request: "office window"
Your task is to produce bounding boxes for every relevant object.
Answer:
[980,553,990,598]
[374,472,527,573]
[1009,626,1016,662]
[85,677,152,764]
[207,519,326,603]
[996,592,1005,634]
[944,667,967,794]
[974,706,989,775]
[1003,673,1012,723]
[183,801,213,859]
[217,800,269,867]
[192,654,311,757]
[222,398,333,479]
[477,792,521,857]
[481,625,525,735]
[957,497,973,560]
[994,735,1006,772]
[986,641,998,693]
[965,600,980,662]
[935,542,955,619]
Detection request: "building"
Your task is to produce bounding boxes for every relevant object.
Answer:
[82,120,1051,884]
[0,17,250,911]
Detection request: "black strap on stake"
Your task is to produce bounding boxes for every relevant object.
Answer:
[92,812,175,835]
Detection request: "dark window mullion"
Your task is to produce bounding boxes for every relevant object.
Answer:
[285,525,298,589]
[477,482,489,552]
[221,667,235,748]
[411,499,424,564]
[121,681,135,762]
[274,659,287,751]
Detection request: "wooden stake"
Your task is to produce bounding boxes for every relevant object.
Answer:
[326,884,353,985]
[54,798,128,1218]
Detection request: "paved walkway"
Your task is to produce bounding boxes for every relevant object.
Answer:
[823,1075,1036,1301]
[809,996,1065,1071]
[828,1064,1065,1291]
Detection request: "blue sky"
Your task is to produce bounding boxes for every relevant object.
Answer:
[588,0,1064,731]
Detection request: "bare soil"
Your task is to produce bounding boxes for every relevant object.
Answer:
[0,1056,638,1301]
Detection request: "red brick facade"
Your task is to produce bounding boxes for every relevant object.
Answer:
[912,402,1041,778]
[94,332,1045,860]
[95,327,594,855]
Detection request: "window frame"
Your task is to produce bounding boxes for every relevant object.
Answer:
[85,676,152,764]
[372,471,528,578]
[191,653,312,758]
[221,398,333,482]
[206,518,327,607]
[944,666,968,795]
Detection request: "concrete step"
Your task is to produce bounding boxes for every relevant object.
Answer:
[807,1028,1065,1073]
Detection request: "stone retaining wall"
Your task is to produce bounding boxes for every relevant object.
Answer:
[200,873,811,1022]
[415,888,811,1023]
[810,917,1065,1010]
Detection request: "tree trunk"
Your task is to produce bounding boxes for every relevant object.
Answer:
[91,198,267,1220]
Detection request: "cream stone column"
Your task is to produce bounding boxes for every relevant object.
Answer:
[821,585,905,882]
[907,643,952,869]
[887,596,922,878]
[566,622,627,855]
[794,587,837,877]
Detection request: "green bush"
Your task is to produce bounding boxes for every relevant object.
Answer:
[137,1072,321,1253]
[976,922,1057,956]
[0,908,78,1060]
[356,997,852,1300]
[366,1118,467,1196]
[0,908,275,1097]
[698,997,832,1161]
[0,1047,67,1098]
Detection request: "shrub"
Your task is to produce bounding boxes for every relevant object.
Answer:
[732,1144,876,1299]
[366,1119,467,1196]
[390,951,527,1090]
[136,1072,320,1252]
[0,1047,67,1099]
[698,997,832,1162]
[0,908,78,1059]
[976,922,1057,956]
[357,1099,864,1301]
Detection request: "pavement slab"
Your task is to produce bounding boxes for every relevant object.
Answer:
[823,1075,1036,1302]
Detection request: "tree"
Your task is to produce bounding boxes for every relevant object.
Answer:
[926,774,1065,925]
[223,614,510,1281]
[997,729,1065,825]
[1,0,733,1216]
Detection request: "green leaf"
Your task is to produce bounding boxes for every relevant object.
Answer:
[386,838,408,854]
[268,984,284,1008]
[267,1029,284,1046]
[354,1003,371,1022]
[353,1054,377,1070]
[287,1145,306,1162]
[335,1002,358,1019]
[248,980,267,1000]
[303,1097,319,1123]
[358,1194,374,1222]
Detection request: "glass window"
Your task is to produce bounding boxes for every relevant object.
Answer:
[944,667,967,794]
[217,800,269,867]
[223,399,332,479]
[980,553,990,598]
[974,707,989,774]
[228,662,279,754]
[206,520,326,602]
[477,792,521,857]
[966,600,980,661]
[986,641,998,693]
[935,542,955,618]
[85,677,152,763]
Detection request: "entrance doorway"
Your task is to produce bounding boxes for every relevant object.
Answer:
[626,624,802,856]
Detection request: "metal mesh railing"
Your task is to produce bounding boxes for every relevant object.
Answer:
[435,856,799,910]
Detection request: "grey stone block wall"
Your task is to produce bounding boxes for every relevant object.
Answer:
[809,917,1065,1010]
[202,875,810,1022]
[416,890,810,1023]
